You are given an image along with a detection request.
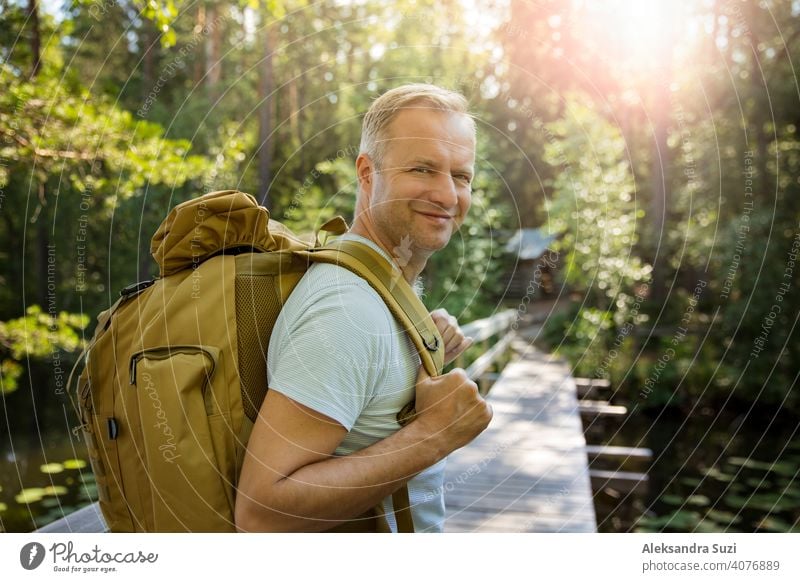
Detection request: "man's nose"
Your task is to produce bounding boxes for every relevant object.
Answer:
[428,171,459,209]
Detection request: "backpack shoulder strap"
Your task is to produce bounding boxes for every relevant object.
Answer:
[297,240,444,378]
[296,239,445,535]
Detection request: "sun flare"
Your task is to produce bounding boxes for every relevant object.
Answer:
[580,0,682,69]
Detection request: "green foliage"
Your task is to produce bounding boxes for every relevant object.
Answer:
[543,98,652,310]
[0,57,216,317]
[0,306,88,394]
[714,207,800,411]
[542,305,614,378]
[280,156,358,233]
[138,0,179,47]
[538,99,652,379]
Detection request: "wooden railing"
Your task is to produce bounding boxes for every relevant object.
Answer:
[36,309,519,533]
[459,309,517,394]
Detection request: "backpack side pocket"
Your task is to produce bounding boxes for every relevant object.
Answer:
[130,345,231,531]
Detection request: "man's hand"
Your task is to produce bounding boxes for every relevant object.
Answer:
[413,366,492,453]
[430,308,473,365]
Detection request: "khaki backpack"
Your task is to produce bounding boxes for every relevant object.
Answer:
[70,190,443,533]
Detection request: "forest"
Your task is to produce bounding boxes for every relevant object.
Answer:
[1,0,798,533]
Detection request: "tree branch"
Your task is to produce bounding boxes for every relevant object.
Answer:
[2,129,98,161]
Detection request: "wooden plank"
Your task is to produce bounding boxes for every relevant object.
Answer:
[590,470,649,495]
[36,501,107,533]
[574,378,612,400]
[574,378,611,389]
[578,400,628,416]
[443,345,597,532]
[585,445,653,461]
[445,507,596,533]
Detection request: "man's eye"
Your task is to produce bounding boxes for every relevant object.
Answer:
[413,167,433,174]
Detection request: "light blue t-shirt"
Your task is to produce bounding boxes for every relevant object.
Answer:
[267,233,446,532]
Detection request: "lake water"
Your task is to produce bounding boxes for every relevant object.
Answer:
[588,405,800,532]
[0,386,97,532]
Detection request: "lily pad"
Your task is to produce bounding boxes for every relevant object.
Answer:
[694,519,726,533]
[779,485,800,499]
[15,488,46,504]
[726,457,774,471]
[745,493,797,512]
[702,466,734,482]
[0,502,7,512]
[723,494,752,509]
[768,461,799,478]
[705,509,742,526]
[79,483,98,501]
[687,494,710,506]
[63,459,87,470]
[39,463,64,474]
[756,516,799,533]
[43,485,68,496]
[658,510,702,530]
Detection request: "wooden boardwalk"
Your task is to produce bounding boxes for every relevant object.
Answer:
[443,340,597,532]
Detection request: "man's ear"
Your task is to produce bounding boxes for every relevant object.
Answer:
[355,153,375,199]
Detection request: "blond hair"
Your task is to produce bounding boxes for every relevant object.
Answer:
[359,83,474,167]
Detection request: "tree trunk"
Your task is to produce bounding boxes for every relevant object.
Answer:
[139,200,156,282]
[142,20,155,107]
[33,182,49,309]
[648,10,675,300]
[194,3,207,88]
[27,0,41,78]
[205,3,222,104]
[746,3,769,196]
[650,84,670,290]
[258,24,275,210]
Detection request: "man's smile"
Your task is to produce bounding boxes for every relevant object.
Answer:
[413,207,457,224]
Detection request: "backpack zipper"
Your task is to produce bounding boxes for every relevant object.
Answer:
[129,345,218,386]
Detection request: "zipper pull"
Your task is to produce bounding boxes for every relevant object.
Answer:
[129,354,140,385]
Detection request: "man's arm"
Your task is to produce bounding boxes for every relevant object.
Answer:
[235,366,491,532]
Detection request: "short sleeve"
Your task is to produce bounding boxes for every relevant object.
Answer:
[267,277,394,431]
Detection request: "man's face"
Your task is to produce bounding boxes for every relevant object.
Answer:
[359,108,476,258]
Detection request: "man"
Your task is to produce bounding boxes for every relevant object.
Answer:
[235,84,492,532]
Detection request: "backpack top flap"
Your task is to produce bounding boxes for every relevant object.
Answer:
[151,190,277,276]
